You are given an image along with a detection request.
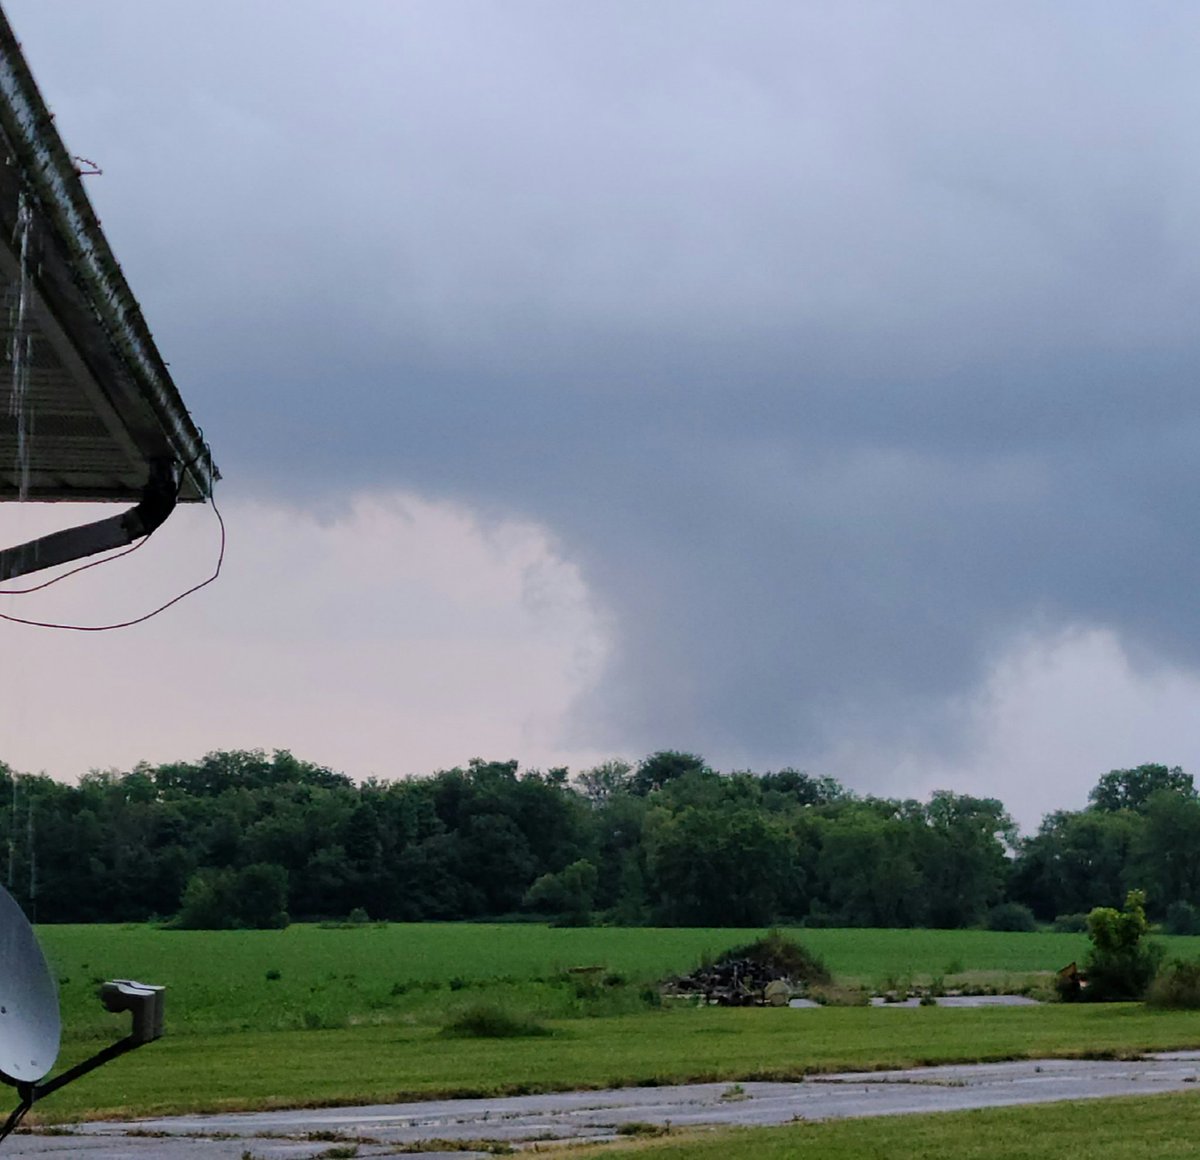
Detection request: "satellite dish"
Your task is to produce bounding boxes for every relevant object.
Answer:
[0,888,162,1146]
[0,885,60,1085]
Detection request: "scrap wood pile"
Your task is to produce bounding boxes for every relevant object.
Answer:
[662,932,831,1007]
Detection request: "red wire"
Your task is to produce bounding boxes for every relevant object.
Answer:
[1,455,214,596]
[0,495,226,632]
[0,531,151,595]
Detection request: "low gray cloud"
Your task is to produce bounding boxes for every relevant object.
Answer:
[10,0,1200,782]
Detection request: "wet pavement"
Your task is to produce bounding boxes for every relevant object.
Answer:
[867,994,1041,1008]
[788,993,1042,1009]
[6,1051,1200,1158]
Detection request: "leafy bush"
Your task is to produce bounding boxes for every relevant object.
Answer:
[523,859,598,927]
[986,902,1037,932]
[440,1004,551,1039]
[1148,958,1200,1009]
[173,863,289,930]
[1079,890,1164,1002]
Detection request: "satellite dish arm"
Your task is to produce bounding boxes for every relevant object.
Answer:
[0,1093,30,1144]
[0,982,164,1145]
[21,1031,141,1102]
[0,1037,132,1141]
[0,461,178,583]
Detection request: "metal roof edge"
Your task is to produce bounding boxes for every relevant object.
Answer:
[0,6,218,500]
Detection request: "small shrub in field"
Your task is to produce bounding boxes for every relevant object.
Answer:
[1053,913,1089,933]
[301,1009,348,1031]
[440,1004,551,1039]
[1165,901,1200,936]
[986,902,1037,932]
[1080,890,1164,1002]
[571,977,601,1000]
[1148,958,1200,1009]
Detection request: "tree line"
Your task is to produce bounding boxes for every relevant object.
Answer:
[0,750,1195,930]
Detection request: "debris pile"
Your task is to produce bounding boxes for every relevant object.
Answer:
[662,932,831,1007]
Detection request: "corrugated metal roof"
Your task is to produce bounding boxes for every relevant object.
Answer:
[0,7,216,503]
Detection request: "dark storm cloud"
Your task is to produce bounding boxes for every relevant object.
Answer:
[11,0,1200,775]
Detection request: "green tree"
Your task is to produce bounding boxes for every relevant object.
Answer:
[175,863,289,929]
[760,769,848,808]
[235,862,289,929]
[814,805,923,927]
[1089,764,1194,813]
[523,858,598,925]
[631,751,707,796]
[1134,791,1200,910]
[175,868,239,929]
[646,805,796,925]
[1010,808,1140,921]
[576,760,633,805]
[919,792,1014,928]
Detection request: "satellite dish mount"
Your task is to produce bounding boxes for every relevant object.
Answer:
[0,885,164,1145]
[0,459,181,583]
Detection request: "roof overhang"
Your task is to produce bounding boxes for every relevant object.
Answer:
[0,8,216,505]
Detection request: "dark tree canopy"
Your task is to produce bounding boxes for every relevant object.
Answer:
[0,749,1193,930]
[630,751,708,796]
[1088,764,1194,813]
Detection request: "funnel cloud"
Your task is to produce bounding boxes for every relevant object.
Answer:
[4,1,1200,819]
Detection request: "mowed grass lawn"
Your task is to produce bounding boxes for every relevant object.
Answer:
[21,923,1200,1122]
[38,1003,1200,1122]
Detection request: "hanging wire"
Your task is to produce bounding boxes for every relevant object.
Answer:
[0,448,213,597]
[0,485,225,632]
[0,530,151,595]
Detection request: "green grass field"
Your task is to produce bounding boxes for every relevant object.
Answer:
[40,1002,1200,1121]
[38,922,1117,1038]
[20,923,1200,1124]
[554,1092,1200,1160]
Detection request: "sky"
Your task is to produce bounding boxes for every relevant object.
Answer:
[3,1,1200,832]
